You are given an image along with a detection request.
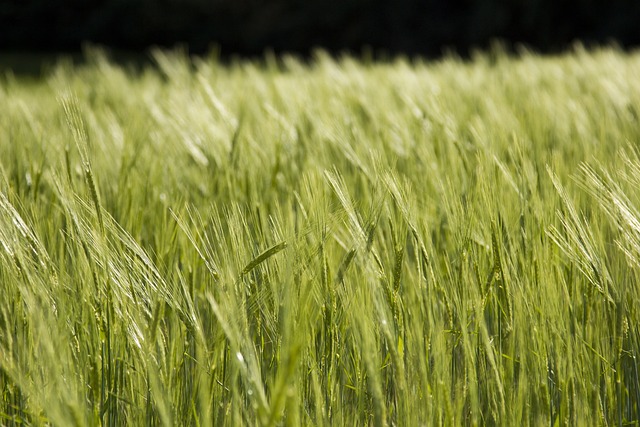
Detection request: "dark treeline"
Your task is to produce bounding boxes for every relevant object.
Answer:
[2,0,640,58]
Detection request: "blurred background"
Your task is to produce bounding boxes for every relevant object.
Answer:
[1,0,640,67]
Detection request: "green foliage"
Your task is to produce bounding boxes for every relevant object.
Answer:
[1,46,640,425]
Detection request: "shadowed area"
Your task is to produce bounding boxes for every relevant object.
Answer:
[2,0,640,61]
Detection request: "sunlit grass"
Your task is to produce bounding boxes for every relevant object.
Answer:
[1,46,640,425]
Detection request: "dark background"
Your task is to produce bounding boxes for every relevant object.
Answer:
[1,0,640,60]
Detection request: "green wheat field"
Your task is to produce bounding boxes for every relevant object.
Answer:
[1,46,639,426]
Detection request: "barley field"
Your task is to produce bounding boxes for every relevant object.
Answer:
[1,46,639,425]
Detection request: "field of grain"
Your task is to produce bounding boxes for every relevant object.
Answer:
[1,47,639,425]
